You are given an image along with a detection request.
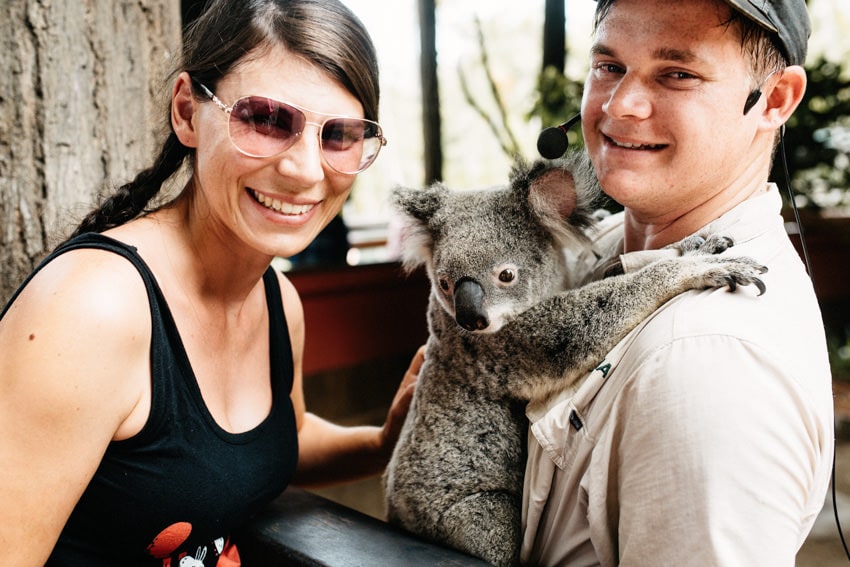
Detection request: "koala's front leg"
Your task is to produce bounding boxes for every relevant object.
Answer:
[489,255,767,401]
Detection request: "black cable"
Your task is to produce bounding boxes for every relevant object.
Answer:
[779,129,814,281]
[834,440,850,561]
[779,128,850,561]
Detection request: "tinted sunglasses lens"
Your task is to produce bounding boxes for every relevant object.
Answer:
[228,97,305,157]
[321,119,384,174]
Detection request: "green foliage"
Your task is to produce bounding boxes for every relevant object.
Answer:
[828,326,850,380]
[771,56,850,209]
[527,65,585,148]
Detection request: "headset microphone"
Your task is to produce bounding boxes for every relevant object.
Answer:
[537,113,582,159]
[743,89,762,115]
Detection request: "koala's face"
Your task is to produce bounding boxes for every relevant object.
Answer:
[393,155,594,334]
[426,189,566,334]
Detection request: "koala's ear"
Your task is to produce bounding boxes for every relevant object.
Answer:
[527,165,579,220]
[390,184,447,273]
[515,152,599,246]
[390,183,448,223]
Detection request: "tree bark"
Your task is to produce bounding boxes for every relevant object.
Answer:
[0,0,180,305]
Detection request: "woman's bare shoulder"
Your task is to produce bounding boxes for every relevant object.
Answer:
[1,246,153,425]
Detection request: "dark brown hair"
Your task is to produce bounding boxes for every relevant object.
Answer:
[68,0,379,239]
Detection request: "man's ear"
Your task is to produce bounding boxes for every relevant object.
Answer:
[171,72,199,149]
[761,65,807,130]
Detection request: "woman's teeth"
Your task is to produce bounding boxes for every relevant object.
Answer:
[251,190,315,215]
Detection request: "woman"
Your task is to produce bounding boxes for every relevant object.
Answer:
[0,0,421,565]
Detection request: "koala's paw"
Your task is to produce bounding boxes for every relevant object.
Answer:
[700,256,768,295]
[676,234,735,256]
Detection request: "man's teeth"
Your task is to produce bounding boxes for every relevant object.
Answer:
[611,139,663,150]
[251,190,314,215]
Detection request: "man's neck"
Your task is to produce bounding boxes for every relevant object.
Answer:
[622,182,770,252]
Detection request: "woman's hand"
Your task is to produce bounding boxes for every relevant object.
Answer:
[293,345,426,486]
[378,345,425,455]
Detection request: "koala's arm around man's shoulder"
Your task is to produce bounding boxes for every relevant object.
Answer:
[486,250,767,402]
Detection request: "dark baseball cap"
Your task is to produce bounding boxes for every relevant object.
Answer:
[723,0,810,65]
[592,0,811,66]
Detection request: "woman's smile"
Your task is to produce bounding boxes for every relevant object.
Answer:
[248,188,317,216]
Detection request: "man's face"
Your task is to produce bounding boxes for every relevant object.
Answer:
[581,0,770,223]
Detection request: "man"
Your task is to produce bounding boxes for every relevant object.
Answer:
[521,0,834,564]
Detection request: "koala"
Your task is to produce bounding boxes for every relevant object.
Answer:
[383,153,767,567]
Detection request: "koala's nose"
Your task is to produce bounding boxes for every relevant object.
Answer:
[454,278,489,331]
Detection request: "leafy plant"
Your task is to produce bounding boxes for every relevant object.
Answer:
[527,64,584,148]
[771,56,850,209]
[828,326,850,380]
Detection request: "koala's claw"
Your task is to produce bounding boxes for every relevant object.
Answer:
[732,274,766,296]
[709,258,768,295]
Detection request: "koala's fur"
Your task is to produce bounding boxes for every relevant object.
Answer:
[384,154,767,567]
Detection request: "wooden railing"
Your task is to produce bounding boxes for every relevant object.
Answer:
[235,488,491,566]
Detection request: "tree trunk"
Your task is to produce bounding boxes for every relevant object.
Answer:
[418,0,442,184]
[0,0,180,305]
[542,0,566,73]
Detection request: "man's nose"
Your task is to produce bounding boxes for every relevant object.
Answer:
[602,75,653,120]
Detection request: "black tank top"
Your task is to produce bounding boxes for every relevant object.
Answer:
[2,233,298,566]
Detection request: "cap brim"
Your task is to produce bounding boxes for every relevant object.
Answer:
[722,0,779,32]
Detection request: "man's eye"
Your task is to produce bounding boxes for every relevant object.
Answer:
[659,71,702,89]
[594,62,624,75]
[670,71,698,80]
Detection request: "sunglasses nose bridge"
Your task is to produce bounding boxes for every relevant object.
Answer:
[302,120,324,137]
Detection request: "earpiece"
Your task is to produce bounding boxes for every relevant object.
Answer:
[743,89,762,115]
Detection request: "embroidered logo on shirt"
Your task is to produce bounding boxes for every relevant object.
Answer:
[595,362,611,378]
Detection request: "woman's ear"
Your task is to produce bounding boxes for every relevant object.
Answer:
[761,65,807,129]
[171,72,199,149]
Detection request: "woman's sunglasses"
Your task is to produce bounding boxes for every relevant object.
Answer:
[194,80,387,175]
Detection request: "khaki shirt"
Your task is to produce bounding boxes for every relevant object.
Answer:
[521,187,834,566]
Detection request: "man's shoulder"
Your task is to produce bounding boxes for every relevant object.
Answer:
[618,271,830,400]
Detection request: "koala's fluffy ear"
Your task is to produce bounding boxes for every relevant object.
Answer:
[510,151,599,247]
[391,183,448,223]
[390,184,448,272]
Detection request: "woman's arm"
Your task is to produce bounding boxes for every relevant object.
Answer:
[0,250,152,566]
[277,272,421,487]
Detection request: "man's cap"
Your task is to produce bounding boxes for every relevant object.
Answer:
[592,0,811,66]
[723,0,810,65]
